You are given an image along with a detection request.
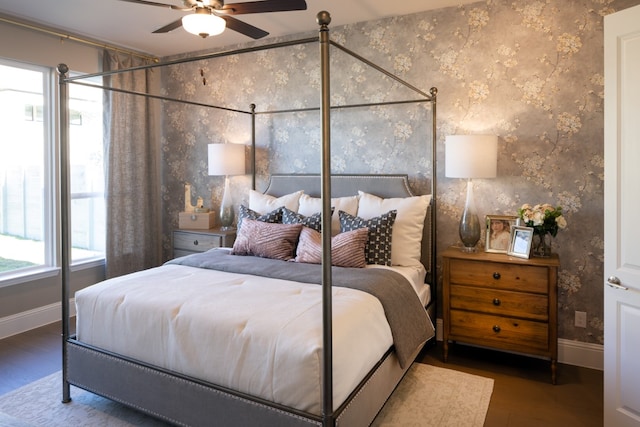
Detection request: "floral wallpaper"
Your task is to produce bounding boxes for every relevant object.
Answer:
[159,0,640,345]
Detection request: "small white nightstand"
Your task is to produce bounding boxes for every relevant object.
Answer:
[172,228,236,258]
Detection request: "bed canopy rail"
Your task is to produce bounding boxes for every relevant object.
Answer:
[58,11,437,427]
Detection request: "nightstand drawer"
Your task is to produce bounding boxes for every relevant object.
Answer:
[449,309,549,351]
[449,259,549,294]
[174,231,223,252]
[450,285,549,321]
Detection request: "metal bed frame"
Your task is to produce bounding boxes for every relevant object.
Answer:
[58,11,437,427]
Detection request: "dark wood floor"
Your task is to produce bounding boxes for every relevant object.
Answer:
[0,322,602,426]
[418,341,603,427]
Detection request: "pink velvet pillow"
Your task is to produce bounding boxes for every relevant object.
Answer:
[295,227,368,268]
[231,219,303,261]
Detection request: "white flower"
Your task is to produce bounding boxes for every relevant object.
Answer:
[556,215,567,229]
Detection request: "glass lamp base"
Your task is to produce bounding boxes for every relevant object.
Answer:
[458,179,481,252]
[219,176,235,230]
[459,245,477,253]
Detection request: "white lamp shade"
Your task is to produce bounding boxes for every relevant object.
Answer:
[445,135,498,179]
[182,13,226,37]
[208,144,245,176]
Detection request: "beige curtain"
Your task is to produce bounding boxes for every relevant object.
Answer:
[103,50,161,278]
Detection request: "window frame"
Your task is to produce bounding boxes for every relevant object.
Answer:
[0,58,105,288]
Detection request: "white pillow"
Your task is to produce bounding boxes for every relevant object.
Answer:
[357,191,432,267]
[298,194,359,236]
[249,190,303,215]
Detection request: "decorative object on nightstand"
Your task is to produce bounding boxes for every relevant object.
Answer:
[179,184,215,229]
[178,211,216,229]
[445,135,498,252]
[507,226,534,259]
[183,183,196,212]
[441,246,560,384]
[485,215,517,254]
[517,203,567,257]
[208,143,246,230]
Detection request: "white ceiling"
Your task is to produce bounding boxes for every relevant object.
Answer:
[0,0,477,58]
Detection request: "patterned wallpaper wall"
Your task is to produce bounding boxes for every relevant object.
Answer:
[161,0,640,345]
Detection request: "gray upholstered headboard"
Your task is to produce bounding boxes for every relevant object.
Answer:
[264,174,415,199]
[263,174,433,283]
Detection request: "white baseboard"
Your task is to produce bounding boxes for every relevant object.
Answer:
[558,338,603,371]
[434,318,603,371]
[0,300,76,340]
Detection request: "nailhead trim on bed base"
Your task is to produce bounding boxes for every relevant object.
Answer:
[65,339,322,427]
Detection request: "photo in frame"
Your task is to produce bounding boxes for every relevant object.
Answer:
[485,215,518,253]
[507,226,533,259]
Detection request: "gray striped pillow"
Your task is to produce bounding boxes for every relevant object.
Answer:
[231,219,303,261]
[294,227,368,268]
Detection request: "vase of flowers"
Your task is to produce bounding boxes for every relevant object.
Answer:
[517,203,567,257]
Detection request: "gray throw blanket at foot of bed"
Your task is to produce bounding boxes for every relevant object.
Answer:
[166,249,434,368]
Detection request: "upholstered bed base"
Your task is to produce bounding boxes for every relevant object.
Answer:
[65,338,416,427]
[63,174,434,426]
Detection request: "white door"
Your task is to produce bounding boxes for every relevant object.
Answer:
[604,4,640,426]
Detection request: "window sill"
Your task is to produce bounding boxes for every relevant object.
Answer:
[70,257,105,272]
[0,258,105,289]
[0,266,60,289]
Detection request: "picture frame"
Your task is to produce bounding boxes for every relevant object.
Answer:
[485,215,518,253]
[507,226,533,259]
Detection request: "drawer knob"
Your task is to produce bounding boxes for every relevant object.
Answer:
[492,325,501,333]
[492,272,501,280]
[193,240,199,246]
[493,298,501,306]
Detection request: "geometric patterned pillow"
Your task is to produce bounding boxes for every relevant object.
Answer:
[338,210,397,266]
[237,205,283,229]
[230,219,303,261]
[294,226,368,268]
[281,207,334,232]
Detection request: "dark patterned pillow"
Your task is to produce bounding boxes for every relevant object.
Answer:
[339,210,397,266]
[237,205,283,229]
[281,207,334,232]
[230,219,303,261]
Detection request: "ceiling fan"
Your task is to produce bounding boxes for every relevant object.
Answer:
[117,0,308,39]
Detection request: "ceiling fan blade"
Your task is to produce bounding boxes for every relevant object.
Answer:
[221,0,307,15]
[116,0,189,11]
[152,18,184,33]
[220,15,269,39]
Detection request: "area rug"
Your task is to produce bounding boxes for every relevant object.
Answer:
[0,363,493,427]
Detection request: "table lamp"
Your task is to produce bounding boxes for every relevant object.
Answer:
[445,135,498,252]
[208,143,245,229]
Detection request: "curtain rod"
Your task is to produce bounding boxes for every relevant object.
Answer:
[0,15,159,63]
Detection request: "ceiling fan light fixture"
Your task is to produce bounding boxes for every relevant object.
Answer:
[182,12,226,38]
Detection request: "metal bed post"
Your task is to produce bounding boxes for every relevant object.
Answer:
[430,87,438,302]
[250,103,256,191]
[318,10,334,427]
[57,63,72,404]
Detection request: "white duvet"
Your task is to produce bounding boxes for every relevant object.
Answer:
[75,262,423,414]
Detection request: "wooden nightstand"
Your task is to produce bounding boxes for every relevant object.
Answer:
[442,246,560,384]
[173,228,236,258]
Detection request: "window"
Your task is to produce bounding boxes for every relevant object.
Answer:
[0,60,105,280]
[68,77,105,262]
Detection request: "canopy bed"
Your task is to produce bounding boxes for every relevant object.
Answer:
[58,11,438,427]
